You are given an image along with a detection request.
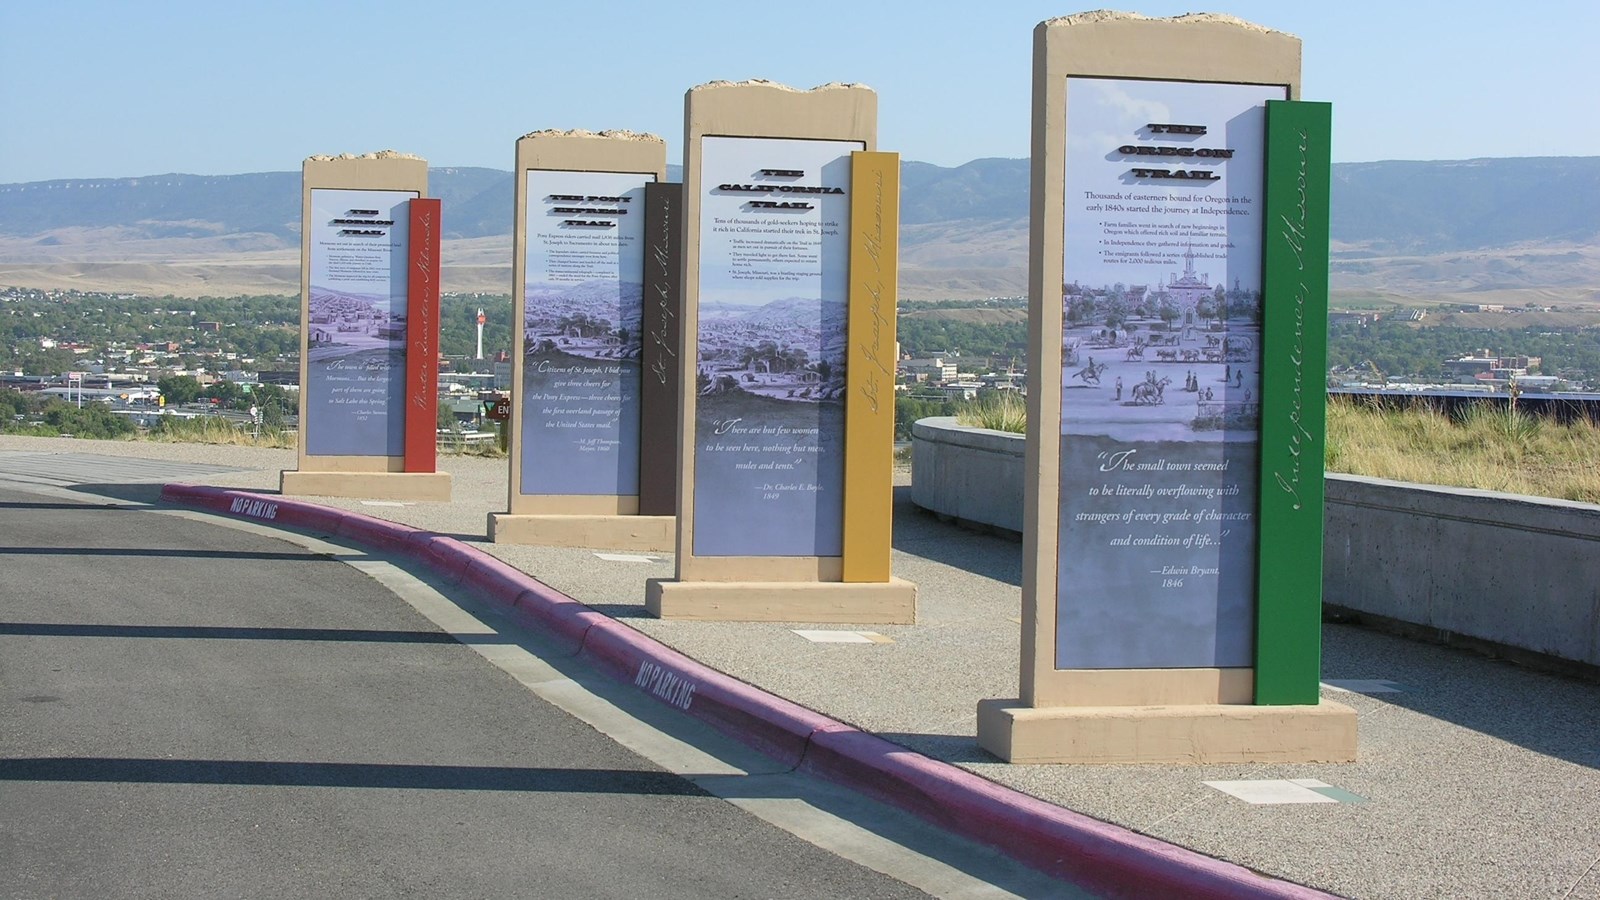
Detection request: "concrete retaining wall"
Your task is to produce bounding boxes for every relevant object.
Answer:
[1323,474,1600,670]
[909,417,1026,535]
[908,417,1600,670]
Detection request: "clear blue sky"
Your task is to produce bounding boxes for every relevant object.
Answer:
[3,1,1596,183]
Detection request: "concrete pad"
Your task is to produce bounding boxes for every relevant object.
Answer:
[793,630,894,644]
[1204,780,1339,805]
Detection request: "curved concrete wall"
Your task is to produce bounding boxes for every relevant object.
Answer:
[909,417,1026,535]
[909,417,1600,671]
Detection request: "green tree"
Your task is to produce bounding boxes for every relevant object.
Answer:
[252,383,290,428]
[157,375,202,405]
[438,400,460,432]
[206,380,242,407]
[0,387,33,421]
[41,399,134,438]
[894,394,957,440]
[14,348,76,376]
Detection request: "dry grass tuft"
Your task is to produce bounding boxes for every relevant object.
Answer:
[136,417,297,449]
[955,391,1028,433]
[1326,397,1600,503]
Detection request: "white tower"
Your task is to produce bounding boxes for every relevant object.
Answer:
[475,308,486,360]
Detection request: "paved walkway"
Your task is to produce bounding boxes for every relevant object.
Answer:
[3,435,1598,899]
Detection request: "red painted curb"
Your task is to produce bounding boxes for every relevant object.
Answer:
[576,618,834,769]
[801,728,1329,900]
[508,586,610,658]
[161,484,1337,899]
[408,534,474,583]
[159,484,347,535]
[332,512,422,554]
[456,552,539,604]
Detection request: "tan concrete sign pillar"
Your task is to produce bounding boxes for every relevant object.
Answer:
[646,81,915,622]
[283,151,452,502]
[489,130,675,551]
[976,13,1355,764]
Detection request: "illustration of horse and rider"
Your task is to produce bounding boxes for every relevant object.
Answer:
[1072,357,1109,385]
[1131,372,1171,405]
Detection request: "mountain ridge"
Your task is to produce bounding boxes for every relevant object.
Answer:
[2,157,1597,301]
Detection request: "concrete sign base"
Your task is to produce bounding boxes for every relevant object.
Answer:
[281,470,452,502]
[978,698,1357,765]
[490,512,675,553]
[646,577,917,625]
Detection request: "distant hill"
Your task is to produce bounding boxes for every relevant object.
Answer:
[0,172,302,240]
[900,158,1030,225]
[893,156,1600,254]
[2,157,1597,301]
[1330,157,1600,253]
[0,167,512,242]
[10,156,1596,249]
[0,165,689,244]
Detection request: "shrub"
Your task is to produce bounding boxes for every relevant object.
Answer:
[955,391,1027,433]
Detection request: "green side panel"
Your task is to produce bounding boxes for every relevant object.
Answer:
[1256,100,1332,705]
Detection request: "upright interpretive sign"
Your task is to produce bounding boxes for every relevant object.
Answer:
[976,13,1354,764]
[646,81,914,622]
[490,131,675,550]
[283,152,451,502]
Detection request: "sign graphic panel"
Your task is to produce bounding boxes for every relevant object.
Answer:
[1056,78,1286,669]
[692,136,860,557]
[520,170,655,496]
[306,188,415,456]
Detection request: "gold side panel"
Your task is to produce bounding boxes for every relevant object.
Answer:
[841,151,900,583]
